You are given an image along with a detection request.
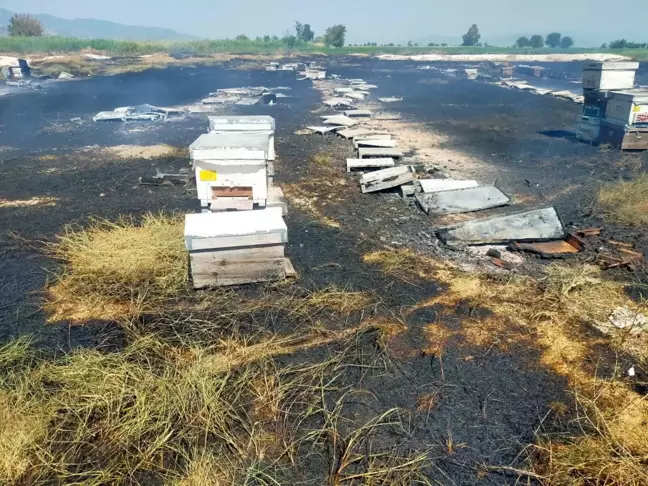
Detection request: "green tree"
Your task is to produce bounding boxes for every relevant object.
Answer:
[282,35,297,48]
[295,21,304,39]
[407,40,413,47]
[235,34,249,41]
[609,39,627,49]
[601,43,608,49]
[560,36,574,48]
[545,32,562,48]
[8,13,44,37]
[516,36,530,48]
[461,24,480,46]
[530,35,544,48]
[323,25,347,48]
[302,24,314,42]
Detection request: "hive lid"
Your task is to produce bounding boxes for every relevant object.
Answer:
[583,61,640,71]
[208,115,275,131]
[184,207,286,243]
[190,132,269,160]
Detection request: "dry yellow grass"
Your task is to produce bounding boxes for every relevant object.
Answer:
[275,286,375,317]
[364,248,648,484]
[0,319,411,484]
[596,174,648,226]
[104,144,188,160]
[311,152,333,166]
[0,390,51,483]
[45,213,187,323]
[32,53,230,77]
[0,197,59,208]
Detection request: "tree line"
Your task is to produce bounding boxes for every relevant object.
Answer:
[515,32,574,48]
[281,22,347,48]
[604,39,648,49]
[4,13,349,49]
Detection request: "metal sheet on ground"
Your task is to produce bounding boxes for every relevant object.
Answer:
[418,179,479,193]
[438,207,564,246]
[416,186,510,215]
[321,115,357,127]
[306,126,341,134]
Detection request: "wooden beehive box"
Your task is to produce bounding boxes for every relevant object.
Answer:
[185,207,288,288]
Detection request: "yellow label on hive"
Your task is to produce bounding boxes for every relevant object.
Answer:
[199,170,217,181]
[633,105,641,112]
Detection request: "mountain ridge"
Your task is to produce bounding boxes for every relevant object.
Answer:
[0,8,197,41]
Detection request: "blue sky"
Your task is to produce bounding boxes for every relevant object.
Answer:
[2,0,647,46]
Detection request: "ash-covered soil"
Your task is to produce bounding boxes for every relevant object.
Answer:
[1,59,645,483]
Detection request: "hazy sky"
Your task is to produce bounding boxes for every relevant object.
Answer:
[2,0,647,45]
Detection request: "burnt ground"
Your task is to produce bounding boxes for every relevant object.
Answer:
[1,59,646,484]
[325,61,648,278]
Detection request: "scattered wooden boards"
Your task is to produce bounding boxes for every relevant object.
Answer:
[354,139,398,149]
[358,147,404,159]
[337,129,389,139]
[360,166,415,193]
[344,109,373,117]
[346,158,395,172]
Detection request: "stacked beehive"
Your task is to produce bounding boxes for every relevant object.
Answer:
[578,62,648,149]
[185,115,290,288]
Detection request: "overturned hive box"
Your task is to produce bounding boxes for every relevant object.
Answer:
[190,132,270,211]
[185,207,288,288]
[208,115,276,160]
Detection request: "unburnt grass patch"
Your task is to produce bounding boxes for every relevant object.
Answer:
[0,318,430,484]
[0,212,436,484]
[45,213,187,323]
[596,173,648,227]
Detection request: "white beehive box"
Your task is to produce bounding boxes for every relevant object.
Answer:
[184,208,288,288]
[582,62,639,91]
[184,207,287,250]
[604,89,648,127]
[190,132,269,210]
[208,116,276,160]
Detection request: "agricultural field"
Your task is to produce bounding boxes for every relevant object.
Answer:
[1,35,648,60]
[0,58,647,485]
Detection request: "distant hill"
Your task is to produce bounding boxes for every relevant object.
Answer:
[0,8,197,41]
